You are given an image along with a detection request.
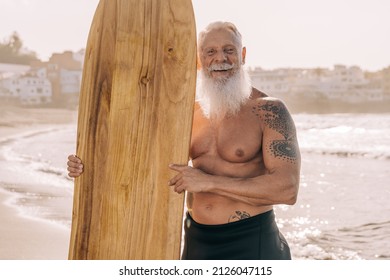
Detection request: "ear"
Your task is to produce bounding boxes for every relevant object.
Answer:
[241,47,247,65]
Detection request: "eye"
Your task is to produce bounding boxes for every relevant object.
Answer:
[225,48,236,54]
[206,49,215,56]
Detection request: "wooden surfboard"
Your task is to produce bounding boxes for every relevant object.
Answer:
[68,0,197,260]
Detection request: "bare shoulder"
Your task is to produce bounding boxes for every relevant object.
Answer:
[249,90,295,130]
[249,87,268,99]
[249,87,287,109]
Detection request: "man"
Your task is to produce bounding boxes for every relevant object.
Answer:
[68,21,300,260]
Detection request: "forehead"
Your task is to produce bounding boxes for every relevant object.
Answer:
[200,28,239,49]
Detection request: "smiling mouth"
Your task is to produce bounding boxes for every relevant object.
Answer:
[208,63,234,72]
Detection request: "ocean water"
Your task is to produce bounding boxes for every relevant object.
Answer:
[276,113,390,260]
[0,113,389,259]
[0,125,76,229]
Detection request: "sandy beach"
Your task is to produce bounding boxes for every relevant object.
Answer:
[0,106,77,259]
[0,190,70,259]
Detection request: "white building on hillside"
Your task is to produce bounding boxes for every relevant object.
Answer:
[291,68,331,98]
[249,65,384,103]
[0,67,52,105]
[249,68,300,98]
[60,68,82,94]
[321,65,382,102]
[0,63,30,79]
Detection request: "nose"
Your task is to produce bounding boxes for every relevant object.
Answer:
[214,50,227,62]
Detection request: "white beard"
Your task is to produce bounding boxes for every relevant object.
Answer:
[196,66,252,121]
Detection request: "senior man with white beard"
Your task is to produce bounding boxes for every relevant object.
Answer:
[68,21,301,260]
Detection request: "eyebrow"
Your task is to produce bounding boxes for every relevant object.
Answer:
[203,44,237,50]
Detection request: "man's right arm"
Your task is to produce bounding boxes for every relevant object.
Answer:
[67,155,84,178]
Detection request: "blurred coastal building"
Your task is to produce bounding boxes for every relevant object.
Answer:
[249,64,387,103]
[0,50,84,106]
[0,67,52,105]
[0,53,389,112]
[382,66,390,99]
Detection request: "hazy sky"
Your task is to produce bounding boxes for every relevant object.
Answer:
[1,0,389,71]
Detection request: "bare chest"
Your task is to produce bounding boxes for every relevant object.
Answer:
[190,114,262,163]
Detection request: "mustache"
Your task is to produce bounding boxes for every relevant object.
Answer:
[208,63,234,71]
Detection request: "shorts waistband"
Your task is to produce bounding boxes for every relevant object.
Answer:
[185,209,275,231]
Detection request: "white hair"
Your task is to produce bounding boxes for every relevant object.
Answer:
[198,21,243,55]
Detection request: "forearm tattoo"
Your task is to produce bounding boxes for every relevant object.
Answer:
[228,210,251,223]
[252,101,298,163]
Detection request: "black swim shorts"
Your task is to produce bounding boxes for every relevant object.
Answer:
[181,210,291,260]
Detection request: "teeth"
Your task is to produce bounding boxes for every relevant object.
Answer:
[209,63,234,71]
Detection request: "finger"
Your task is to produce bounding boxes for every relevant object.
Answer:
[68,154,81,163]
[173,184,184,193]
[168,173,182,186]
[68,171,81,178]
[174,188,184,194]
[174,179,185,194]
[67,169,83,179]
[67,166,82,173]
[67,161,83,170]
[168,163,188,172]
[68,164,83,177]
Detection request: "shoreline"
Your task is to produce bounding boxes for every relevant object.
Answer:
[0,188,70,260]
[0,106,76,260]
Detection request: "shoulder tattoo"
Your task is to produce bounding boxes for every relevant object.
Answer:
[252,101,298,163]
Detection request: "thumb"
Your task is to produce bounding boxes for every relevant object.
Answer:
[168,163,188,172]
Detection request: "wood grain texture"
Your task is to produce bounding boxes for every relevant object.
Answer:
[68,0,196,260]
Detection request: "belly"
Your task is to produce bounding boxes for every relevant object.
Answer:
[188,193,273,225]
